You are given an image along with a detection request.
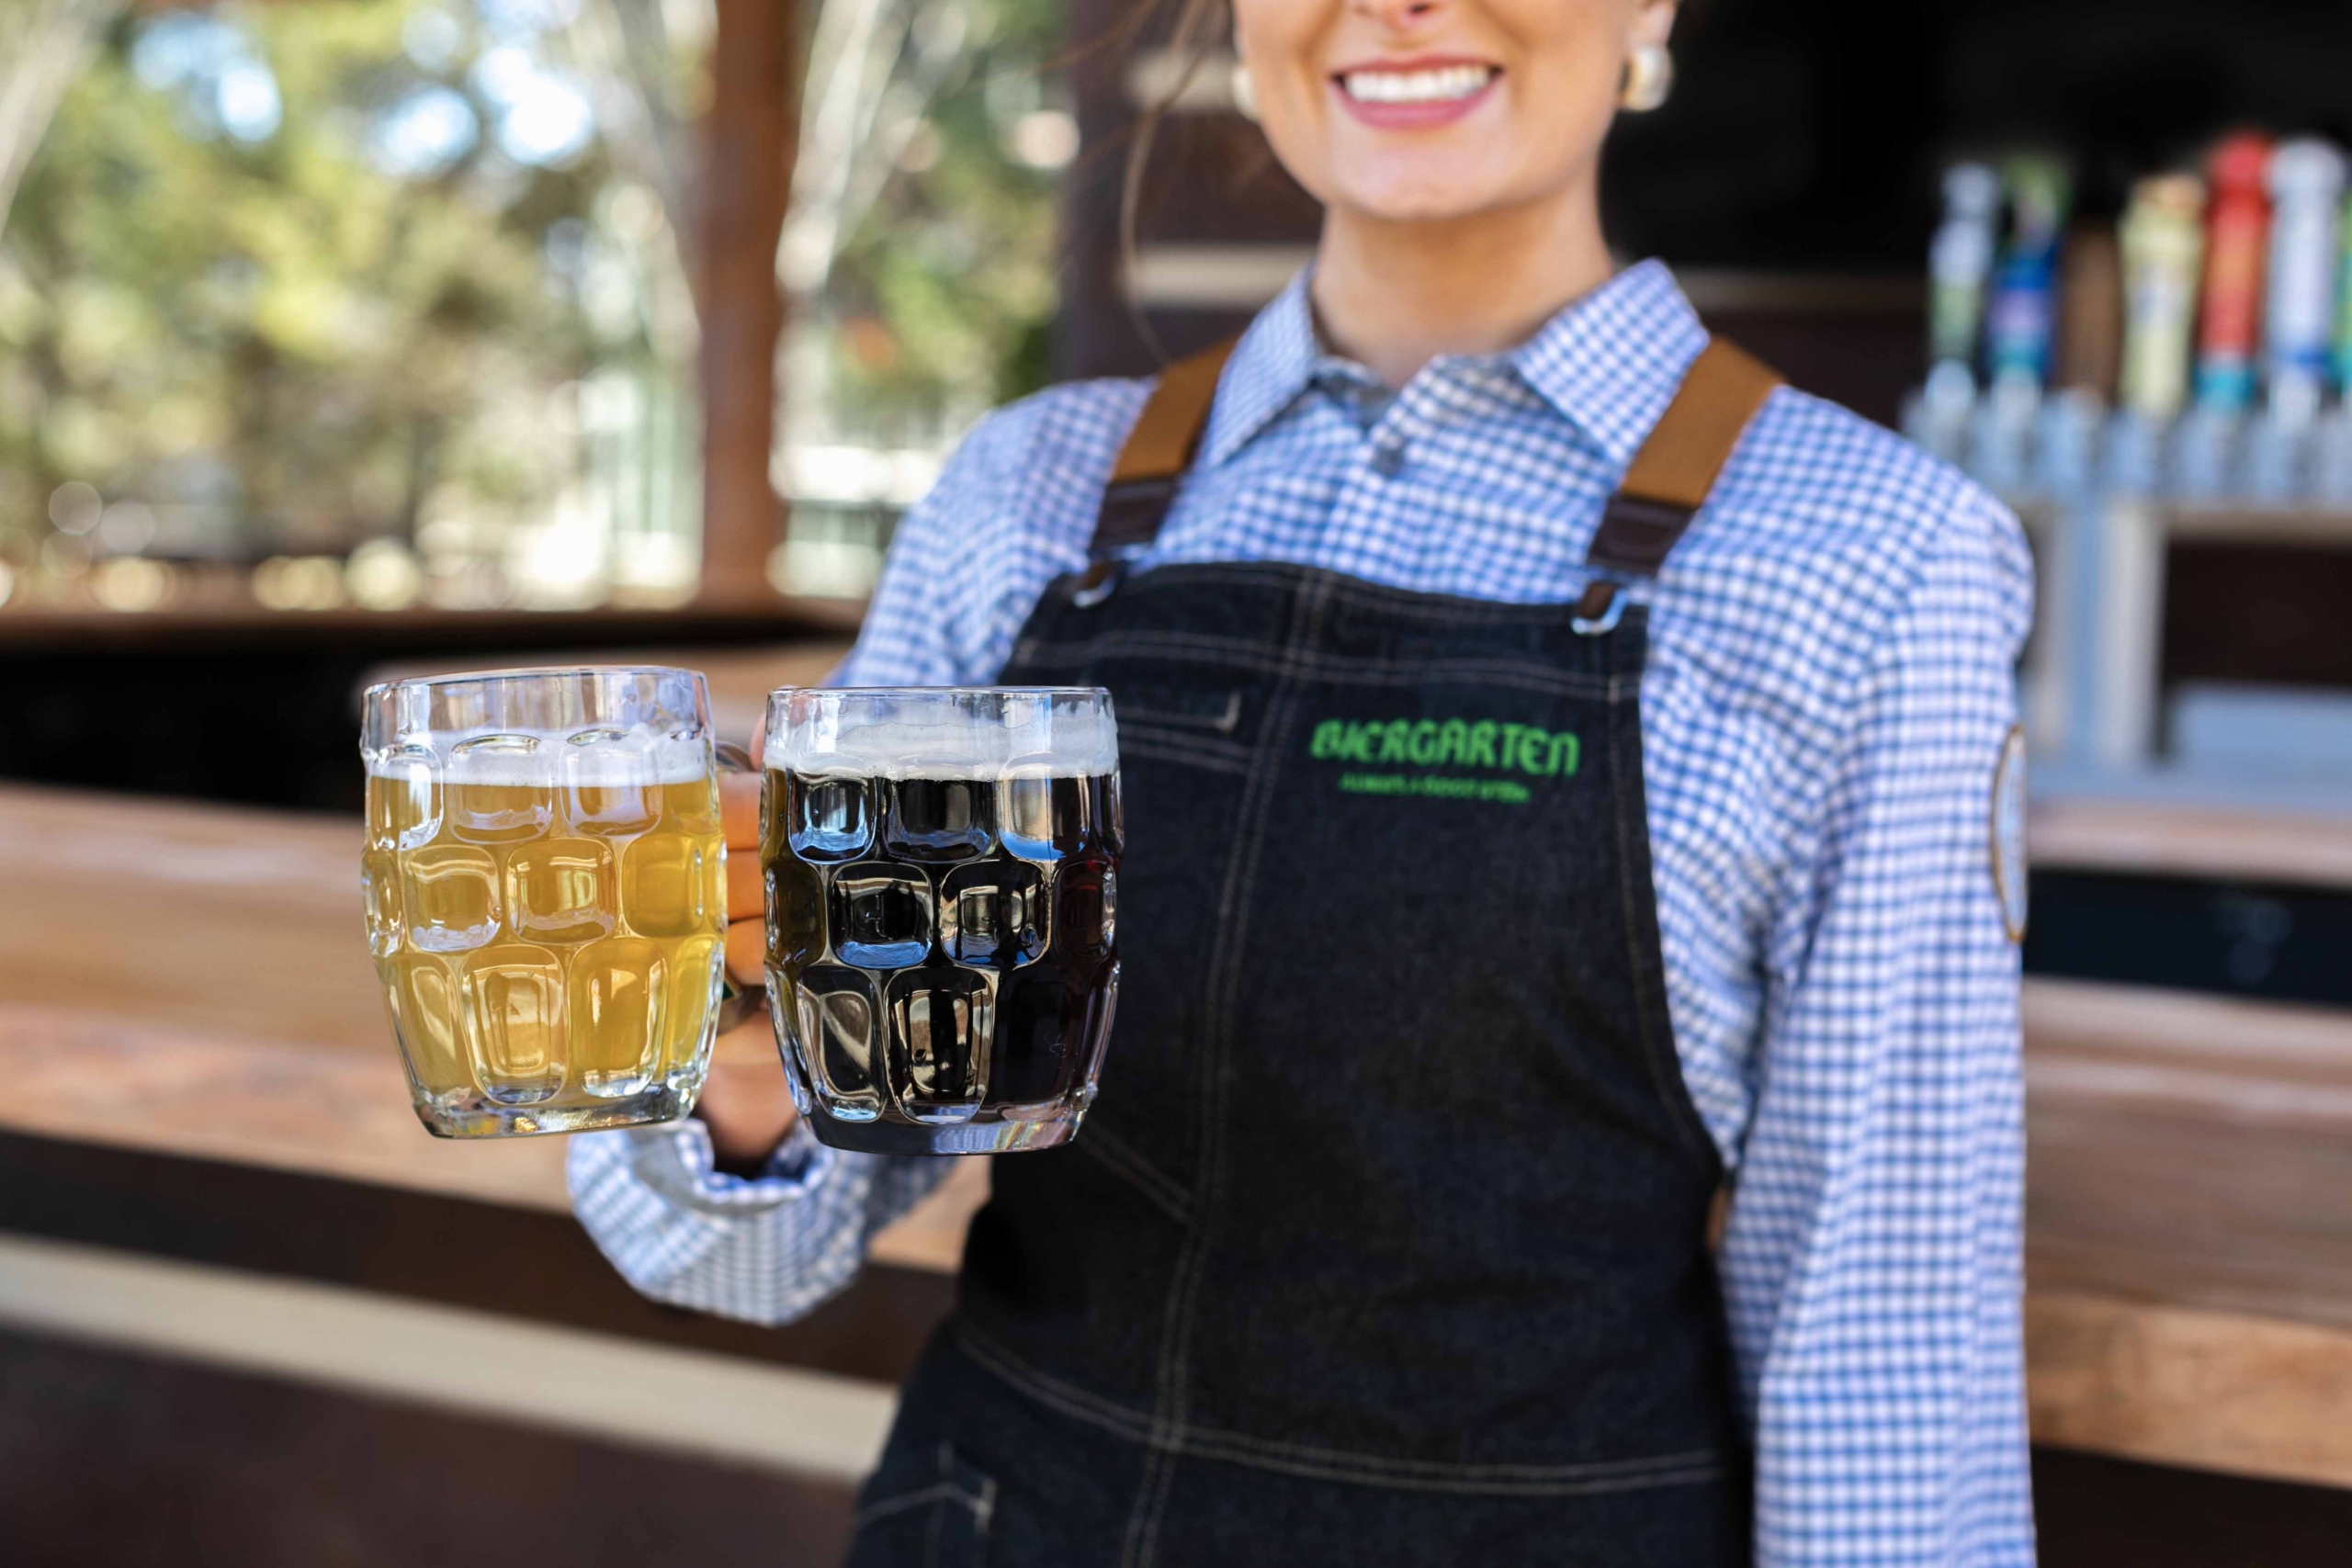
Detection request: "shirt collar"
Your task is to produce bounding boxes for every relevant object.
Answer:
[1507,260,1710,469]
[1197,268,1324,470]
[1196,258,1710,472]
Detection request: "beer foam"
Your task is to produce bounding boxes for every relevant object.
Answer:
[366,730,714,786]
[765,705,1119,781]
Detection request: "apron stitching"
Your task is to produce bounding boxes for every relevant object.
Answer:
[1604,615,1721,1168]
[955,1319,1159,1439]
[851,1483,993,1529]
[1017,621,1555,651]
[1003,583,1177,1568]
[1114,692,1245,733]
[1125,573,1327,1568]
[1072,1121,1194,1225]
[1019,634,1618,695]
[1174,1438,1724,1486]
[1090,560,1610,625]
[1289,661,1614,694]
[1115,731,1256,776]
[975,1475,999,1535]
[1151,1449,1727,1497]
[957,1318,1729,1486]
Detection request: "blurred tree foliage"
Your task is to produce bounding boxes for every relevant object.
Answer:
[0,0,682,567]
[796,0,1069,444]
[0,0,1069,581]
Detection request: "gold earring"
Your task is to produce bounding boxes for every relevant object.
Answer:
[1230,60,1260,122]
[1619,45,1673,112]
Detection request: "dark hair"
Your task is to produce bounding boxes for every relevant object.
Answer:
[1121,0,1234,360]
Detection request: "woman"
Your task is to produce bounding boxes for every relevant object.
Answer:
[571,0,2035,1560]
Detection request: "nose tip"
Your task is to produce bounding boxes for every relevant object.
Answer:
[1348,0,1446,24]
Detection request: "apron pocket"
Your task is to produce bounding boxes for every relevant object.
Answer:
[1114,684,1245,733]
[845,1440,997,1568]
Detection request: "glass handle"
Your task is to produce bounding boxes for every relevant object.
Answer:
[714,742,767,1033]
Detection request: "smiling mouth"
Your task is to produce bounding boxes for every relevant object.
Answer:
[1336,64,1499,106]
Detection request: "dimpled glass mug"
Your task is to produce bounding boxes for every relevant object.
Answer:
[759,687,1122,1155]
[360,667,730,1137]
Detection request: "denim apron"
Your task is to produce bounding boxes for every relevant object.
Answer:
[845,339,1782,1568]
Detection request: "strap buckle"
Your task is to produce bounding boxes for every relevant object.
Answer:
[1070,558,1124,608]
[1570,580,1628,637]
[1082,338,1238,564]
[1094,476,1181,557]
[1586,493,1697,578]
[1577,336,1781,585]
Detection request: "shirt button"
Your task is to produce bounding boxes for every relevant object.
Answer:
[1370,442,1406,478]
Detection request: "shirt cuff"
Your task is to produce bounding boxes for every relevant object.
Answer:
[620,1115,837,1217]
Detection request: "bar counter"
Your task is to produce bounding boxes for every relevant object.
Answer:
[4,781,2352,1496]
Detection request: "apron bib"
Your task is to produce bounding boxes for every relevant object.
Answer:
[848,339,1781,1568]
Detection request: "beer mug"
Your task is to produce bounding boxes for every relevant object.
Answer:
[360,667,729,1137]
[762,687,1121,1155]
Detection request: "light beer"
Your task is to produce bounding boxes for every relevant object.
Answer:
[362,669,728,1137]
[761,687,1120,1156]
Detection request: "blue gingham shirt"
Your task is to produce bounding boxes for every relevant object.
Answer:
[571,261,2035,1565]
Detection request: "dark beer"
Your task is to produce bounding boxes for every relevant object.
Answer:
[759,688,1121,1156]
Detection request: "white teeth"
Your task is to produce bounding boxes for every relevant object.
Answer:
[1340,65,1494,105]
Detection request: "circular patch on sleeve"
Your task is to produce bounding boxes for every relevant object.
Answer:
[1990,724,2030,944]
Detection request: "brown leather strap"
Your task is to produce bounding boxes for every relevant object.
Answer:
[1088,338,1238,561]
[1585,338,1781,579]
[1082,333,1778,599]
[1110,340,1238,484]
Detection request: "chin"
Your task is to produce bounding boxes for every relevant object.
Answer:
[1332,175,1515,226]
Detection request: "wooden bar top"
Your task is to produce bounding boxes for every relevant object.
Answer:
[0,784,980,1270]
[0,599,865,650]
[2032,788,2352,888]
[6,782,2352,1486]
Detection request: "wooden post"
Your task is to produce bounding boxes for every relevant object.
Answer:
[695,0,800,607]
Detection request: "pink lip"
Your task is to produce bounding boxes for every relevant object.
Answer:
[1329,56,1500,131]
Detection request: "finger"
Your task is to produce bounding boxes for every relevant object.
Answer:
[720,768,762,850]
[708,1010,780,1066]
[697,1024,798,1163]
[726,847,763,922]
[724,919,765,986]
